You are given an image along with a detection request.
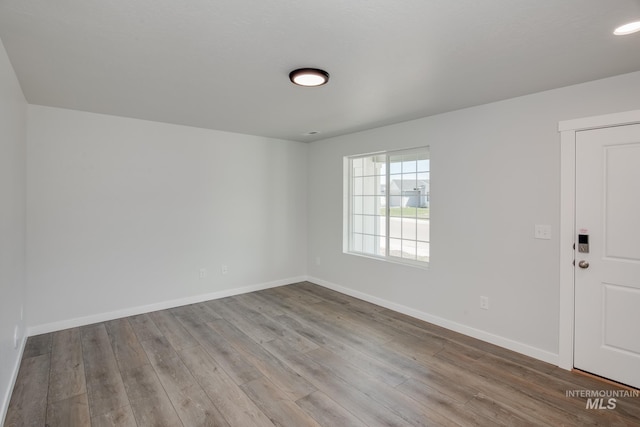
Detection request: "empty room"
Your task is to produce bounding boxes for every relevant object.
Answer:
[2,1,640,425]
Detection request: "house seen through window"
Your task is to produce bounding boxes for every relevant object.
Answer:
[345,146,430,265]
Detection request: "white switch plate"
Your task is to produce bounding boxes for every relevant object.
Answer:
[534,224,551,240]
[199,268,207,279]
[221,265,228,275]
[480,296,489,310]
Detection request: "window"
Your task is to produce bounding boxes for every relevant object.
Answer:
[345,146,430,266]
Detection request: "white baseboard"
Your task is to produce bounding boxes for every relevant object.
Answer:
[1,335,27,426]
[25,274,559,366]
[27,276,307,336]
[307,276,559,366]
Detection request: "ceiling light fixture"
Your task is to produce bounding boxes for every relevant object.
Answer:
[289,68,329,87]
[614,20,640,35]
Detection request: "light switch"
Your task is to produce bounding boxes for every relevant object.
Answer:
[535,224,551,240]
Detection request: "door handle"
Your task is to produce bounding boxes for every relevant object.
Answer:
[578,260,590,269]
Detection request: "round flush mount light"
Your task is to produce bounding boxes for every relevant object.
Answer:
[289,68,329,87]
[614,20,640,35]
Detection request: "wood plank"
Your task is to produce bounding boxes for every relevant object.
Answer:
[269,290,397,349]
[396,378,494,427]
[464,350,638,426]
[4,354,50,427]
[303,346,458,426]
[191,297,225,322]
[296,391,367,427]
[262,293,449,389]
[232,292,287,317]
[139,336,230,426]
[179,301,224,323]
[207,298,278,344]
[229,296,320,353]
[21,333,52,359]
[90,405,137,427]
[48,328,86,403]
[312,318,479,398]
[263,295,423,388]
[80,324,130,418]
[172,305,262,385]
[139,334,179,365]
[208,319,317,401]
[295,282,353,306]
[264,284,324,305]
[396,374,477,407]
[274,313,409,387]
[179,345,275,427]
[45,393,91,427]
[263,339,410,427]
[259,293,390,355]
[402,350,556,425]
[120,363,183,426]
[365,298,557,373]
[128,313,163,342]
[303,300,398,344]
[465,393,541,426]
[105,318,149,371]
[148,309,199,351]
[240,376,321,427]
[423,352,592,426]
[306,292,451,352]
[167,383,230,427]
[267,294,536,424]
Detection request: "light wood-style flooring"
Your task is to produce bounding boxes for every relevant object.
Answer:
[5,282,640,426]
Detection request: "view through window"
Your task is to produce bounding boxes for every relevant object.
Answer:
[346,146,430,265]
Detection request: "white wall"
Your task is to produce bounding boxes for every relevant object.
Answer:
[0,39,27,423]
[307,71,640,363]
[27,106,308,332]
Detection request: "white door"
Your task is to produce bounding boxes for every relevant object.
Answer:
[574,123,640,388]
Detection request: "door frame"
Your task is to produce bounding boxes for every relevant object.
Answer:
[558,109,640,371]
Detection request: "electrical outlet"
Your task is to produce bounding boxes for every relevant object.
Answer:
[199,268,207,279]
[13,325,19,349]
[221,265,228,275]
[480,296,489,310]
[315,257,321,266]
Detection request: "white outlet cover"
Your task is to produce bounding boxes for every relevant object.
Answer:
[534,224,551,240]
[13,325,19,349]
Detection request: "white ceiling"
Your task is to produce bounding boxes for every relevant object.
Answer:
[1,0,640,142]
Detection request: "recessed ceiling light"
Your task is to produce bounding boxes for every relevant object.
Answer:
[305,131,319,135]
[614,20,640,35]
[289,68,329,87]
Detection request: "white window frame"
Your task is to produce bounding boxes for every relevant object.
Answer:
[343,146,430,268]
